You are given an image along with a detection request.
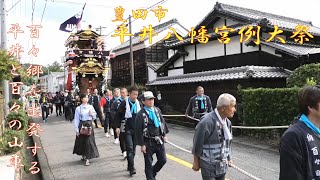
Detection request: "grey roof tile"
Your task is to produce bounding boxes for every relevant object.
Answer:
[147,66,291,86]
[166,2,320,47]
[259,40,320,56]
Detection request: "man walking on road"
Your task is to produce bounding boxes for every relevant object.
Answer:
[115,86,141,176]
[186,86,213,127]
[135,91,169,180]
[192,93,235,180]
[100,89,114,137]
[280,86,320,180]
[89,88,104,128]
[112,88,127,154]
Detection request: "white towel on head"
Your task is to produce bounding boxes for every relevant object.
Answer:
[125,97,141,119]
[214,108,232,140]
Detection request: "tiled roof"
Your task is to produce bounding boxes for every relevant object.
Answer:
[215,3,320,35]
[112,18,187,52]
[164,23,252,47]
[259,40,320,57]
[147,66,291,86]
[165,2,320,48]
[146,62,165,71]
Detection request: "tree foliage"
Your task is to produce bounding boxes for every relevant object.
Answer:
[287,63,320,87]
[48,61,63,72]
[0,50,20,81]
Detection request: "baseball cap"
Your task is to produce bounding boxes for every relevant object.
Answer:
[143,91,155,100]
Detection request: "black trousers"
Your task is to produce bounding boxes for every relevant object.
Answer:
[93,107,104,127]
[55,103,62,115]
[61,103,65,114]
[201,174,225,180]
[144,139,167,180]
[125,129,136,171]
[49,104,53,114]
[41,106,49,120]
[119,132,126,152]
[104,112,112,133]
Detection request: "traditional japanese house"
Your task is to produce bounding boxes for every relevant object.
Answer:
[64,27,114,94]
[110,19,188,87]
[147,2,320,123]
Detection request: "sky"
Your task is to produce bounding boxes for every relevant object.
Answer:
[3,0,320,66]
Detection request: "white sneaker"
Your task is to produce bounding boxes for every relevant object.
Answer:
[105,132,110,138]
[110,129,114,136]
[114,138,119,144]
[123,151,127,158]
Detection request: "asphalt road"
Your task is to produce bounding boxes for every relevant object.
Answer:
[34,114,280,180]
[166,124,280,180]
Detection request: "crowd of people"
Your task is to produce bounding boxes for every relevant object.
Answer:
[69,86,169,180]
[30,84,320,180]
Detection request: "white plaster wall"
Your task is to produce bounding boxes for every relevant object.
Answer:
[174,56,184,67]
[168,49,175,59]
[184,45,195,61]
[168,68,183,76]
[226,36,241,55]
[213,18,225,28]
[226,19,238,26]
[197,40,224,59]
[148,67,157,82]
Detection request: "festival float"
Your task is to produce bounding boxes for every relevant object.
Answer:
[64,27,115,94]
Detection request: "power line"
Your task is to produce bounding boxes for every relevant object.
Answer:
[6,0,22,13]
[40,0,48,24]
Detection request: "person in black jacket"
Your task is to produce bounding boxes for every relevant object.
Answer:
[185,86,213,127]
[39,92,49,123]
[100,89,114,137]
[111,88,127,153]
[89,88,104,128]
[53,91,62,116]
[114,86,141,176]
[135,91,169,180]
[66,89,76,121]
[280,86,320,180]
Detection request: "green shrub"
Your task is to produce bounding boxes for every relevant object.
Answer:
[8,99,24,109]
[239,87,300,126]
[0,129,25,155]
[239,87,300,139]
[287,63,320,87]
[5,111,29,131]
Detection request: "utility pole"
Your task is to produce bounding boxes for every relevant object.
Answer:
[129,15,134,86]
[1,0,10,116]
[61,56,66,91]
[95,26,107,35]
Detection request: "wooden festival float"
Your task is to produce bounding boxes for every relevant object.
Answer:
[64,28,115,94]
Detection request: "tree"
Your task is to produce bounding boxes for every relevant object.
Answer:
[287,63,320,87]
[48,61,63,72]
[39,61,64,76]
[0,50,20,81]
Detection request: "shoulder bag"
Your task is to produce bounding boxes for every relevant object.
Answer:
[79,106,92,136]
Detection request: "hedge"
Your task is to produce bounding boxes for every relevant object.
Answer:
[0,100,30,155]
[239,87,300,126]
[0,129,26,155]
[238,87,301,139]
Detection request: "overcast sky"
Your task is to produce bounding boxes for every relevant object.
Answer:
[5,0,320,66]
